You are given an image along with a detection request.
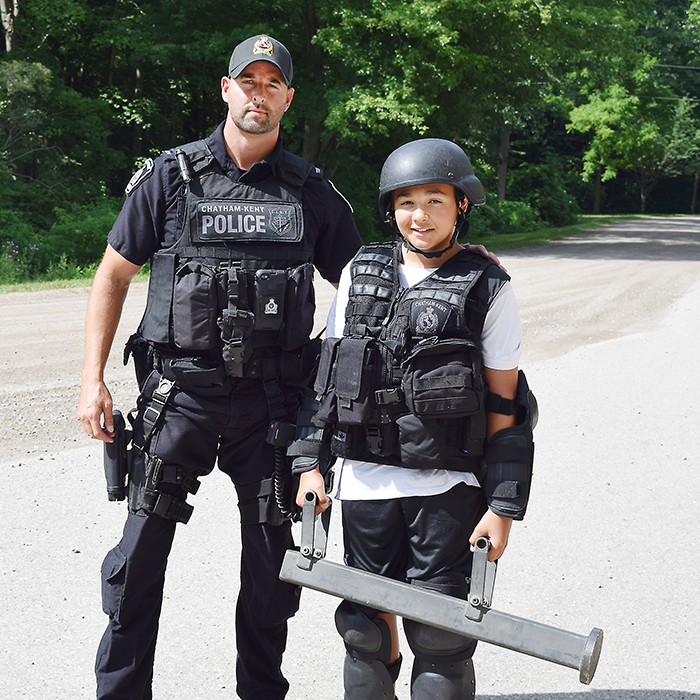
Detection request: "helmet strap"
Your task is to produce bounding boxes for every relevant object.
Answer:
[398,225,459,260]
[396,209,469,260]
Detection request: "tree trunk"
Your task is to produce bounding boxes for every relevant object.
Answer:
[107,44,116,87]
[132,66,144,158]
[302,0,323,166]
[497,126,510,201]
[691,172,698,215]
[593,166,602,214]
[303,117,321,165]
[0,0,18,53]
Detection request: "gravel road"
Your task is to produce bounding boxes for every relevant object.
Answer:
[1,216,699,699]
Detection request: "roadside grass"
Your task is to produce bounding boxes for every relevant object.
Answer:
[0,266,150,294]
[0,213,676,294]
[469,213,651,251]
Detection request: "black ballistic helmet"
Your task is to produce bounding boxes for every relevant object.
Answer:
[378,138,486,258]
[378,138,485,222]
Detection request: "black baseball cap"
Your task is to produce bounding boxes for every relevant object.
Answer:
[228,34,293,87]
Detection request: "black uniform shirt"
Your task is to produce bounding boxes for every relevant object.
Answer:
[108,122,362,284]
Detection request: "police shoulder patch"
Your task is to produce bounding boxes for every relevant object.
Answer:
[125,158,155,196]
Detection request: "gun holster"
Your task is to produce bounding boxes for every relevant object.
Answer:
[103,409,133,501]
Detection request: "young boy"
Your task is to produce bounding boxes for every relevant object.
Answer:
[292,138,535,700]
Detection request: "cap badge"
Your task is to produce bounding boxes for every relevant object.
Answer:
[253,36,274,57]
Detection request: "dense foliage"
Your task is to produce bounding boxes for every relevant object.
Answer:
[1,0,699,281]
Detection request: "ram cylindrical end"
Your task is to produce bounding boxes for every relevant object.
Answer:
[579,628,604,685]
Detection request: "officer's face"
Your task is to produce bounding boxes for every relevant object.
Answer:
[393,183,467,257]
[222,61,294,135]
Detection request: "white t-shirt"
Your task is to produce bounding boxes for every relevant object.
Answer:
[328,256,523,501]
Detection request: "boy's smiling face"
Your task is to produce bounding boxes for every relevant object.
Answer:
[392,183,467,263]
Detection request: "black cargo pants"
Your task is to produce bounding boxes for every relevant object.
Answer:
[96,371,302,700]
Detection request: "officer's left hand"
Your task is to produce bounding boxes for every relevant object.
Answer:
[296,466,330,515]
[464,243,507,273]
[469,509,513,561]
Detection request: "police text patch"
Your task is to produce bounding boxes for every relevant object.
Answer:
[193,200,303,243]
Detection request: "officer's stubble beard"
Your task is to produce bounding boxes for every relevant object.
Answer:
[231,101,286,136]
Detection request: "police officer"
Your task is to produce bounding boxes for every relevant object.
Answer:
[78,34,363,700]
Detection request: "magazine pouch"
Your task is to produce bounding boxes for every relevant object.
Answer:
[334,338,378,425]
[313,336,342,424]
[280,263,316,350]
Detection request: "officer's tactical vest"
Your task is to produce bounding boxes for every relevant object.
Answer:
[137,140,320,379]
[313,242,509,472]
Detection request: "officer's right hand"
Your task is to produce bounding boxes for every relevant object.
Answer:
[296,467,329,515]
[78,379,116,443]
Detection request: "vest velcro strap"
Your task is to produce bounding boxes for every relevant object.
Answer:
[485,480,519,499]
[137,485,193,524]
[418,375,472,391]
[227,269,241,303]
[262,357,287,421]
[237,500,270,525]
[485,392,518,416]
[158,463,201,495]
[234,478,285,526]
[485,441,525,464]
[235,477,273,501]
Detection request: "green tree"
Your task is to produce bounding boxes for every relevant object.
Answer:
[568,0,700,214]
[567,84,644,213]
[0,0,696,280]
[0,60,51,176]
[569,87,700,213]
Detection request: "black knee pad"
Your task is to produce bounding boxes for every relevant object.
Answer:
[335,600,393,664]
[343,654,401,700]
[411,658,475,700]
[404,573,475,663]
[336,601,401,700]
[404,618,476,663]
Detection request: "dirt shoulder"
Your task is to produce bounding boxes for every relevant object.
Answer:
[1,216,699,462]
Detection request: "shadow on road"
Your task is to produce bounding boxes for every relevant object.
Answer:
[479,691,699,700]
[504,217,700,262]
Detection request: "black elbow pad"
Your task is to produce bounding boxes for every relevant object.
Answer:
[288,391,333,475]
[288,432,331,474]
[483,424,534,520]
[482,371,536,520]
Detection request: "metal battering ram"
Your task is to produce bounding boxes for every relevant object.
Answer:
[279,492,604,685]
